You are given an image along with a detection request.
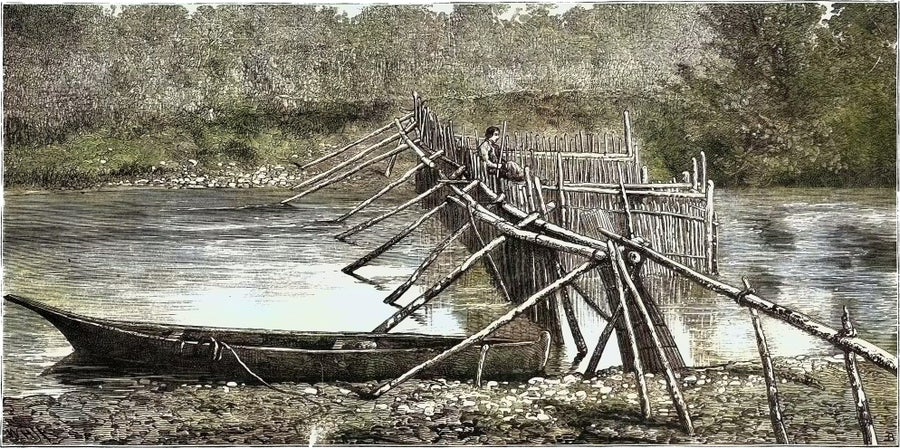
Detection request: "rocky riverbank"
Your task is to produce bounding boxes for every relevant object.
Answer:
[4,355,896,445]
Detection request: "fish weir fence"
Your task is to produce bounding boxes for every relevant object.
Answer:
[283,92,896,443]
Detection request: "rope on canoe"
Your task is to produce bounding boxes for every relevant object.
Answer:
[218,340,324,410]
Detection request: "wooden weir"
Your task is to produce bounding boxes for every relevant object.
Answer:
[282,93,896,443]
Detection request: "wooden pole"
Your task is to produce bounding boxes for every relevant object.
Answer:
[619,172,635,238]
[614,244,694,435]
[384,153,399,177]
[691,157,699,191]
[335,165,465,241]
[396,119,436,168]
[700,151,707,193]
[282,144,408,204]
[383,222,471,305]
[341,180,478,275]
[623,110,634,159]
[372,209,549,333]
[585,305,622,376]
[289,126,409,192]
[606,241,651,419]
[335,149,445,223]
[556,151,566,225]
[705,180,715,273]
[534,176,587,356]
[750,307,790,444]
[299,112,412,170]
[472,145,898,375]
[842,306,878,445]
[370,259,600,398]
[476,344,491,387]
[465,199,514,304]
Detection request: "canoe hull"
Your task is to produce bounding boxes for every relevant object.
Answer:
[5,294,551,383]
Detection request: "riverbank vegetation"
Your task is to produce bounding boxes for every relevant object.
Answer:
[3,3,895,188]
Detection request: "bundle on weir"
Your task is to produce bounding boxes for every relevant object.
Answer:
[281,93,896,442]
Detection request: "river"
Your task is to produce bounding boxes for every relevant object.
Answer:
[3,187,896,397]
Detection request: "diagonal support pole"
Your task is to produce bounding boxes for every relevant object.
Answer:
[533,176,587,357]
[283,120,416,199]
[283,143,409,204]
[341,180,478,275]
[750,306,790,444]
[335,166,465,242]
[370,259,600,398]
[335,150,445,223]
[300,112,412,171]
[613,242,694,435]
[841,306,878,445]
[372,208,549,333]
[383,221,472,305]
[607,241,652,420]
[585,305,622,376]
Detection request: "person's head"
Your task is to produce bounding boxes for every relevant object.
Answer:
[484,126,501,143]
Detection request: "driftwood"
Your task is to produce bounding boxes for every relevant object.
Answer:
[335,149,445,223]
[300,112,412,170]
[842,306,878,445]
[750,307,790,444]
[370,259,600,398]
[341,180,478,275]
[613,243,693,435]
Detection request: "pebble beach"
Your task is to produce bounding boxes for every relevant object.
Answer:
[3,355,896,445]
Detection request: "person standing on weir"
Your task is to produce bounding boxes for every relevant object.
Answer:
[478,126,525,182]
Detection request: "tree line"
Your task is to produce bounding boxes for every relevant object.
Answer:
[3,3,895,186]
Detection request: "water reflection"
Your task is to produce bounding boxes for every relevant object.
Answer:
[3,187,896,397]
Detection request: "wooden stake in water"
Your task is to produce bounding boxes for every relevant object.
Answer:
[841,306,878,445]
[749,306,790,444]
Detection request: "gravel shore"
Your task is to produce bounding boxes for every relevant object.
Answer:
[4,355,896,445]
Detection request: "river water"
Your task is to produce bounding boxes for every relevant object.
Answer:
[2,187,896,397]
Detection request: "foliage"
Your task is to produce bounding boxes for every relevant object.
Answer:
[642,3,896,186]
[3,3,896,187]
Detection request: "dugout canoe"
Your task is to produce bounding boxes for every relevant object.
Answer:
[4,294,551,382]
